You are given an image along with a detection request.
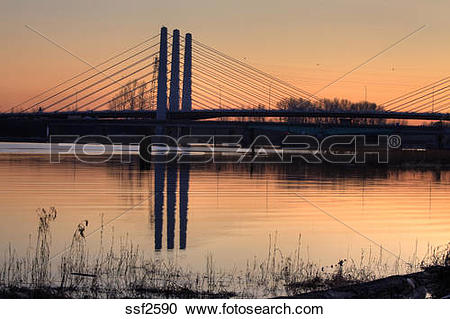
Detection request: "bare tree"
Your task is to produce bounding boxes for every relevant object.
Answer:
[109,80,150,111]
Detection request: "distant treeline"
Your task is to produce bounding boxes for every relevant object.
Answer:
[108,79,388,125]
[276,97,386,125]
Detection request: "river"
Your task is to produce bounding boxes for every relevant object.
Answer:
[0,142,449,272]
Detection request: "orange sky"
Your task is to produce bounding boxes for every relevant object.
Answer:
[1,0,449,111]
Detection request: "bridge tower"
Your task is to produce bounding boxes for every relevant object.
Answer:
[169,29,180,112]
[181,33,192,112]
[156,27,168,120]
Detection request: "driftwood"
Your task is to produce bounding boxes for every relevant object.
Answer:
[283,266,450,299]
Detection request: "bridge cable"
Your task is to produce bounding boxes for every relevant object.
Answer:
[11,34,160,113]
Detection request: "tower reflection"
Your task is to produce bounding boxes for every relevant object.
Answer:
[179,164,190,250]
[166,164,177,250]
[154,162,165,250]
[153,162,190,250]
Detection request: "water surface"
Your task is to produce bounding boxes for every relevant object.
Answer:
[0,142,449,271]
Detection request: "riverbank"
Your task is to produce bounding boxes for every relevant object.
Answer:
[284,265,450,299]
[2,266,449,299]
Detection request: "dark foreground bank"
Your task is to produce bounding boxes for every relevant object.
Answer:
[283,265,450,299]
[1,266,449,299]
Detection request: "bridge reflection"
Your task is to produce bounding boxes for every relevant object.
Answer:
[153,162,190,250]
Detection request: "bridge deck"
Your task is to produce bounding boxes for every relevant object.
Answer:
[1,109,449,121]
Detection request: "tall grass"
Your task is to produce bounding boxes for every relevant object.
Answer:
[32,207,57,287]
[1,208,57,290]
[0,208,448,298]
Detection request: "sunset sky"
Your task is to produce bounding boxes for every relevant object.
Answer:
[1,0,449,111]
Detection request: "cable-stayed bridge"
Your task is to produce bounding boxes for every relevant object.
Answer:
[1,27,449,121]
[0,27,449,150]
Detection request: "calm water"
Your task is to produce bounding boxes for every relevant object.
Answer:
[0,142,449,271]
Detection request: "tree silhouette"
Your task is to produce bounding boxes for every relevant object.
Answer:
[277,97,386,125]
[109,79,152,111]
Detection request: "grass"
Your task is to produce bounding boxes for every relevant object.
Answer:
[0,208,449,298]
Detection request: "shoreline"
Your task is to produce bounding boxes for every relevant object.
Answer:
[2,266,449,299]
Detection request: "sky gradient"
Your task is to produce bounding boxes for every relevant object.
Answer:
[1,0,449,111]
